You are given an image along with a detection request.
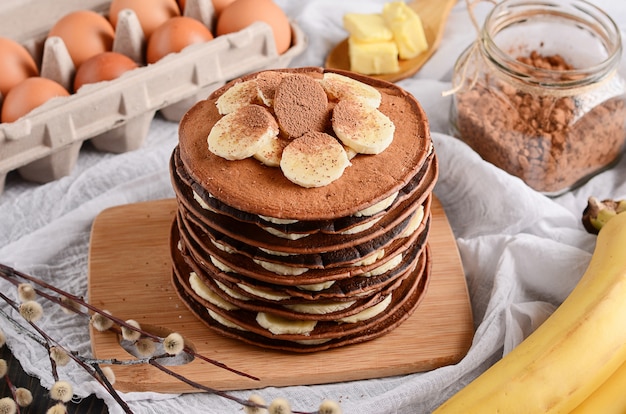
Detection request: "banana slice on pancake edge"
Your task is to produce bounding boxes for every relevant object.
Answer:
[207,72,395,188]
[332,100,395,155]
[207,104,279,160]
[320,72,382,108]
[280,131,352,188]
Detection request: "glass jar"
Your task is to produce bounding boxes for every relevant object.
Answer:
[449,0,626,195]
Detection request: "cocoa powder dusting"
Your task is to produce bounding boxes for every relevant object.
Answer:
[288,131,336,155]
[454,51,626,193]
[274,74,330,139]
[332,100,360,132]
[256,70,285,104]
[234,104,278,137]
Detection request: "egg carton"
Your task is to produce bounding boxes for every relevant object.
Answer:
[0,0,306,195]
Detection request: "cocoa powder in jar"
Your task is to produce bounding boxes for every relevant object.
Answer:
[453,51,626,194]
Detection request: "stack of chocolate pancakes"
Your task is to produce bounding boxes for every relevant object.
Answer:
[169,67,438,352]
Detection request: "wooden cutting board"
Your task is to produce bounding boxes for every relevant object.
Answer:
[88,197,473,393]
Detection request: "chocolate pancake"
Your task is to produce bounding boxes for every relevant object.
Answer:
[177,202,431,285]
[172,239,425,322]
[177,192,431,270]
[192,227,428,302]
[172,146,436,236]
[177,67,432,221]
[173,218,430,303]
[171,243,432,352]
[169,67,437,352]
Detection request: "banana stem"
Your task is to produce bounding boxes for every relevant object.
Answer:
[581,196,626,234]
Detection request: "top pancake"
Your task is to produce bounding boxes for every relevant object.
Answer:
[177,67,432,221]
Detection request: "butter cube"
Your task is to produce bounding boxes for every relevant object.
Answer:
[348,37,400,75]
[382,1,428,59]
[343,13,393,42]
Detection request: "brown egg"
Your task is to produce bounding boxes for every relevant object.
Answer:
[109,0,181,39]
[0,37,39,97]
[73,52,139,92]
[48,10,115,68]
[146,16,214,64]
[216,0,291,54]
[1,77,69,123]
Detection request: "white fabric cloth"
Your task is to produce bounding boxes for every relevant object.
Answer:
[1,1,626,413]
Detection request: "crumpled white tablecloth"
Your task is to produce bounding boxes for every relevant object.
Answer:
[1,1,626,413]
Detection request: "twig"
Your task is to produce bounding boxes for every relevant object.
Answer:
[0,263,336,414]
[0,264,257,380]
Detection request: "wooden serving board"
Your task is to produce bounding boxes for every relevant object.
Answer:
[88,198,473,393]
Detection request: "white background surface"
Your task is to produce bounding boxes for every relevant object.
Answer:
[1,1,626,413]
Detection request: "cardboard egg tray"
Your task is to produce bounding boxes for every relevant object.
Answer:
[0,0,306,195]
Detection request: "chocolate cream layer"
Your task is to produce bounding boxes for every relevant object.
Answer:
[173,237,425,322]
[176,196,431,285]
[171,236,431,352]
[174,210,430,301]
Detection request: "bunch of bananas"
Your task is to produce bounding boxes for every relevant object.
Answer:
[434,197,626,414]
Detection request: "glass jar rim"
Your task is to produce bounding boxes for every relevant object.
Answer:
[480,0,622,88]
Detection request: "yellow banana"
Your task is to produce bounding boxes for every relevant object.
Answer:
[570,358,626,414]
[433,210,626,413]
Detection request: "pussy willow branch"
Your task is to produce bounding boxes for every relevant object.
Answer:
[0,290,60,381]
[148,362,317,414]
[0,289,132,411]
[0,300,160,412]
[3,373,18,413]
[0,264,257,380]
[1,272,90,319]
[0,307,46,347]
[0,263,283,413]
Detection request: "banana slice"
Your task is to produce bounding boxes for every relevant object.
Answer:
[192,190,217,212]
[283,300,356,315]
[262,226,310,240]
[351,249,384,267]
[208,104,279,160]
[258,247,296,256]
[320,72,382,108]
[343,144,358,160]
[258,215,298,225]
[280,131,351,188]
[256,312,317,335]
[354,191,398,217]
[215,280,250,301]
[362,253,403,277]
[210,255,234,273]
[297,280,336,291]
[210,239,237,254]
[256,70,286,106]
[400,206,425,238]
[189,272,239,311]
[253,259,309,276]
[215,79,260,115]
[336,294,392,323]
[253,135,290,167]
[332,100,395,155]
[208,309,247,331]
[237,283,291,301]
